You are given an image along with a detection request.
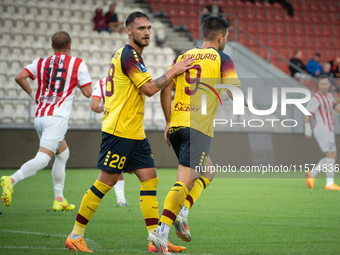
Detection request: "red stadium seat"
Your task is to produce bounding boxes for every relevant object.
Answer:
[276,22,285,34]
[320,23,331,35]
[324,36,332,46]
[294,22,303,33]
[304,23,314,35]
[238,33,249,45]
[267,22,276,32]
[276,34,285,45]
[314,36,323,46]
[294,34,302,43]
[286,34,295,46]
[191,30,199,40]
[257,33,266,43]
[305,35,314,45]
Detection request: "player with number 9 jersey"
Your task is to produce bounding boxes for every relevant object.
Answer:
[169,47,240,138]
[150,17,245,254]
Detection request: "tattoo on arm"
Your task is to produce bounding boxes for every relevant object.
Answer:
[154,75,168,89]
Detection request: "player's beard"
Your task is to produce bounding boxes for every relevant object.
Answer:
[132,33,150,48]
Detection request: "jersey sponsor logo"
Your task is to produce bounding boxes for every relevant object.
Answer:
[137,62,147,73]
[174,102,200,112]
[40,94,61,104]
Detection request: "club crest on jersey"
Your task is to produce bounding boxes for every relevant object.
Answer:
[137,62,147,73]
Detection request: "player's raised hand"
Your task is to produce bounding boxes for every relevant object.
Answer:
[164,122,171,147]
[172,56,195,75]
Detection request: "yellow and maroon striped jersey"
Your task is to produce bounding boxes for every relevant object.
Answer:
[169,47,241,137]
[102,45,152,140]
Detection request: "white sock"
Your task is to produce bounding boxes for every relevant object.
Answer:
[70,232,83,239]
[311,157,327,178]
[325,157,335,186]
[52,148,69,200]
[157,222,170,239]
[180,205,188,218]
[11,152,51,186]
[114,180,126,203]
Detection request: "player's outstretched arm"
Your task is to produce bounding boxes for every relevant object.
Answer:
[15,70,35,101]
[91,97,103,113]
[304,115,312,139]
[161,80,176,146]
[80,85,93,98]
[140,56,194,97]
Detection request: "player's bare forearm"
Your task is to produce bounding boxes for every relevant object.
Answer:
[155,75,168,89]
[80,85,93,98]
[304,115,310,124]
[161,80,175,123]
[15,70,33,94]
[140,70,175,97]
[91,98,103,113]
[140,57,194,97]
[161,81,174,147]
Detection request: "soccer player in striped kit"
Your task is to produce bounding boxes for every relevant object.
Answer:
[1,31,93,211]
[305,75,340,190]
[91,76,128,207]
[149,16,243,254]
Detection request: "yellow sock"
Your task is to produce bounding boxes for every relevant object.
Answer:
[140,177,159,234]
[184,176,210,209]
[72,180,111,236]
[160,181,189,226]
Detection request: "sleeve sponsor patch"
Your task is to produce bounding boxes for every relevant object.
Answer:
[137,62,147,73]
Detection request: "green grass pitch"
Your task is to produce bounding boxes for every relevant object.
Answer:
[0,169,339,255]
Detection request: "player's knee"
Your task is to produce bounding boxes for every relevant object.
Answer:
[56,147,70,163]
[141,177,158,190]
[36,152,52,168]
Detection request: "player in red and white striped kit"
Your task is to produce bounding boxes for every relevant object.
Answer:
[91,76,128,206]
[305,75,340,190]
[0,31,93,210]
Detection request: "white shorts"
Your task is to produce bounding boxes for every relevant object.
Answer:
[34,116,68,153]
[314,126,336,153]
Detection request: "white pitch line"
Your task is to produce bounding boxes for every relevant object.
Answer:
[0,246,67,251]
[1,229,67,237]
[0,229,153,253]
[1,229,99,245]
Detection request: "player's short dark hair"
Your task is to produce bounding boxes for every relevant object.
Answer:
[202,16,229,41]
[125,12,150,27]
[318,74,330,82]
[51,31,71,50]
[315,52,321,58]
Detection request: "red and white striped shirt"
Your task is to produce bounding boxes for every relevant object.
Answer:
[306,91,336,132]
[92,77,107,104]
[24,53,92,121]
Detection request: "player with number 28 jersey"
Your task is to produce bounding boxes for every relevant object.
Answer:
[102,44,151,140]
